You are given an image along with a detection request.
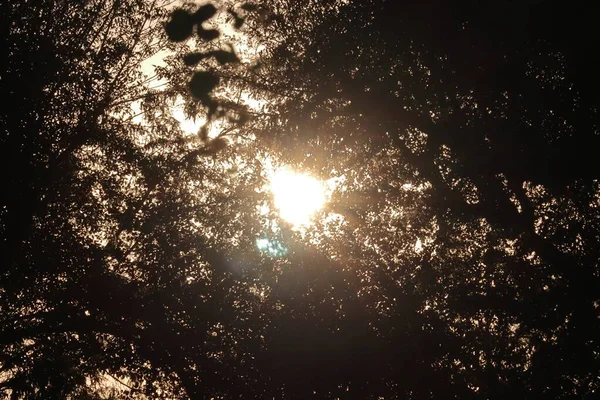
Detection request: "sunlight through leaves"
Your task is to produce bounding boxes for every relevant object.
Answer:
[269,168,326,228]
[255,237,288,257]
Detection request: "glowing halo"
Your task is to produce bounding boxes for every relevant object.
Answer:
[269,168,326,227]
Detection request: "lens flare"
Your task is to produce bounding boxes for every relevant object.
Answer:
[270,168,325,227]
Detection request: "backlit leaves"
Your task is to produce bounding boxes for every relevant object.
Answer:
[227,8,246,29]
[183,50,239,66]
[193,4,218,23]
[165,9,194,42]
[188,71,219,104]
[197,27,220,41]
[165,4,219,43]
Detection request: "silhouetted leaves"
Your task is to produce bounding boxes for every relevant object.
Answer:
[225,0,600,398]
[240,3,258,12]
[4,0,599,399]
[188,71,219,103]
[166,4,219,43]
[165,9,194,42]
[197,27,220,41]
[210,49,240,65]
[183,49,239,66]
[192,3,218,23]
[198,126,209,141]
[227,8,246,29]
[193,4,220,41]
[183,52,205,66]
[208,137,228,153]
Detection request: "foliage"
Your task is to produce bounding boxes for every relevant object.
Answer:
[1,0,269,398]
[1,0,599,399]
[236,0,600,398]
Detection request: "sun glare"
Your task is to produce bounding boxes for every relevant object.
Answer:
[270,168,326,227]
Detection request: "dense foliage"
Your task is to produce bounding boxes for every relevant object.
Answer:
[1,0,598,399]
[1,1,268,398]
[243,1,600,398]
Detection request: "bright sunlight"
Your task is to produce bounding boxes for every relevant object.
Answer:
[270,168,326,227]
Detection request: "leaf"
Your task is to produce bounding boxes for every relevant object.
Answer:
[184,49,238,66]
[229,109,250,125]
[197,27,220,41]
[240,3,258,12]
[237,110,250,125]
[206,100,218,118]
[227,8,245,29]
[188,71,219,102]
[198,126,209,141]
[193,4,218,23]
[183,52,207,66]
[209,137,228,153]
[233,16,245,29]
[165,9,193,42]
[209,50,239,65]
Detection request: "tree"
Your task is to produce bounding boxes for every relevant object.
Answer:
[1,1,273,398]
[2,0,599,399]
[221,0,599,397]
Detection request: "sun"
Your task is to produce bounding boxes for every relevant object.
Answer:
[270,168,326,227]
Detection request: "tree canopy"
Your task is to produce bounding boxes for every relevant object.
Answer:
[1,0,598,399]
